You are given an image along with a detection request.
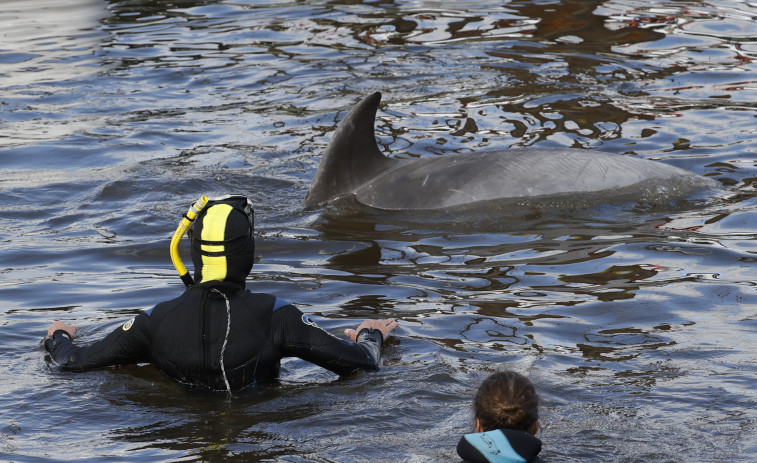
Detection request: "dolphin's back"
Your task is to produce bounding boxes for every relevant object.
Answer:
[305,92,714,210]
[352,149,699,210]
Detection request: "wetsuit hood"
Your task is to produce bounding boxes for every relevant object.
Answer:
[457,429,543,463]
[189,196,254,288]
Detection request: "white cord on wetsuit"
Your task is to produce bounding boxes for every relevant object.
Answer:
[211,288,232,394]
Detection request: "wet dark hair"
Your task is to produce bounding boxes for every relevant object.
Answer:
[473,371,539,433]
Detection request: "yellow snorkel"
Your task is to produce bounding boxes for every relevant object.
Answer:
[170,195,208,287]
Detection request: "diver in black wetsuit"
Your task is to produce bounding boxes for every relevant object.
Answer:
[457,371,546,463]
[44,195,398,391]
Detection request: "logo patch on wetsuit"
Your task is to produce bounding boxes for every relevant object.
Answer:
[300,314,340,340]
[301,314,319,328]
[122,318,135,331]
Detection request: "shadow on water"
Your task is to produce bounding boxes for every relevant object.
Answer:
[84,358,463,462]
[300,185,726,326]
[95,367,322,461]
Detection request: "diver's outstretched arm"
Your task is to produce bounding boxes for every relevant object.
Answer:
[273,304,397,376]
[44,314,151,371]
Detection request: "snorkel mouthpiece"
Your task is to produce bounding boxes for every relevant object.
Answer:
[170,195,208,287]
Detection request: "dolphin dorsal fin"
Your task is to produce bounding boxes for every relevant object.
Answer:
[304,92,399,206]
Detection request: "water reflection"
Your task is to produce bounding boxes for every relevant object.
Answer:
[3,0,757,461]
[89,0,700,158]
[560,264,660,301]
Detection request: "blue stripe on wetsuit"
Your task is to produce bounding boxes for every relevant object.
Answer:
[273,297,291,311]
[462,430,526,463]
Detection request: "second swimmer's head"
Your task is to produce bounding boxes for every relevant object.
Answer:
[473,371,539,435]
[189,195,255,287]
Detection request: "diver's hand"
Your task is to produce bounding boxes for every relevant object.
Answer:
[46,321,78,340]
[345,318,398,342]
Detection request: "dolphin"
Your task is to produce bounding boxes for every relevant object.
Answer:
[304,92,713,210]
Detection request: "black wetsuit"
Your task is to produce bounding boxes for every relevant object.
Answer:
[457,428,545,463]
[44,281,383,390]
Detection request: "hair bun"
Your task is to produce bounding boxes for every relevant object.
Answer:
[473,371,539,433]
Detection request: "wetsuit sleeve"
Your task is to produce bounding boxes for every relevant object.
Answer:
[43,313,151,371]
[273,304,384,376]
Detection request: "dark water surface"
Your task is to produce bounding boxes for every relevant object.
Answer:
[2,0,756,461]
